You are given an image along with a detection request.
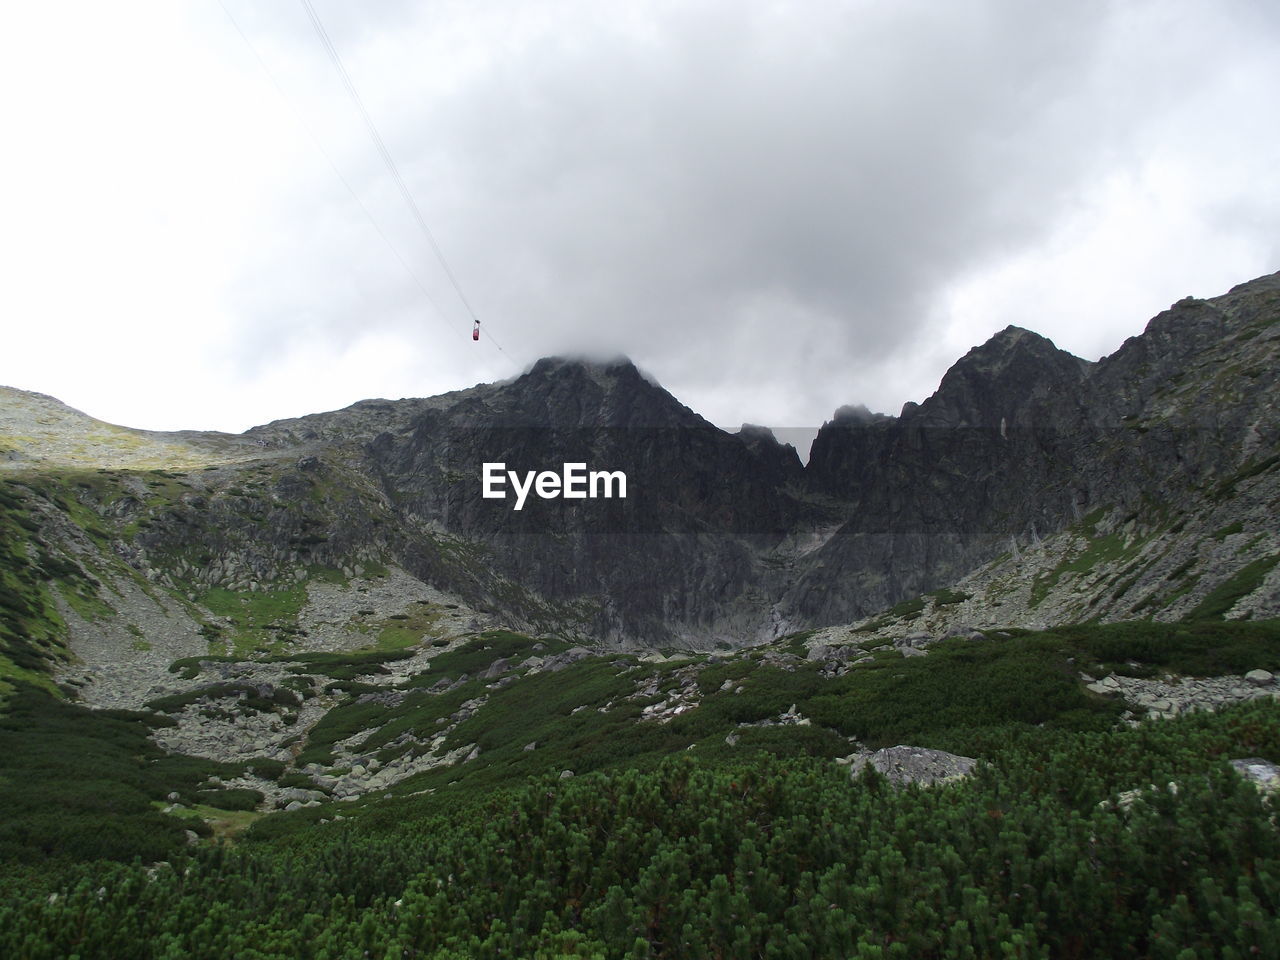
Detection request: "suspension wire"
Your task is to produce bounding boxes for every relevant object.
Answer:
[215,0,455,337]
[297,0,508,354]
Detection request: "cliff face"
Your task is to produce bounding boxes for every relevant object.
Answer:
[354,357,809,643]
[3,274,1277,658]
[785,272,1280,627]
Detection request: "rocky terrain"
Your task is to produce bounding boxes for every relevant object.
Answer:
[4,274,1277,664]
[3,276,1280,960]
[0,271,1277,831]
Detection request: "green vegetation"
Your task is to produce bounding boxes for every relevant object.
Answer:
[422,630,571,682]
[1030,509,1149,608]
[855,586,971,633]
[778,629,815,657]
[190,787,264,812]
[1185,554,1280,621]
[885,594,926,619]
[2,616,1279,956]
[295,690,430,767]
[144,682,301,716]
[1211,451,1280,500]
[0,683,247,866]
[0,482,73,692]
[370,603,447,651]
[198,586,309,655]
[1211,520,1244,541]
[168,654,243,681]
[277,648,414,681]
[244,757,286,781]
[1,699,1278,958]
[1036,619,1280,677]
[929,587,971,606]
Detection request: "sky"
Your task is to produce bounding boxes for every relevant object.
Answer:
[2,1,1278,452]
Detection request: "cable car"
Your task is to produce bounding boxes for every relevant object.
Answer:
[472,320,480,341]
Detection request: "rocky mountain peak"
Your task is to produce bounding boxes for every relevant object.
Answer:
[524,354,643,384]
[918,324,1090,429]
[500,355,707,429]
[831,403,892,425]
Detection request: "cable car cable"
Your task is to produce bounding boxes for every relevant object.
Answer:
[297,0,506,353]
[215,0,458,340]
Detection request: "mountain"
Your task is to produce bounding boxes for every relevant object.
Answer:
[3,273,1280,957]
[787,274,1280,630]
[2,274,1278,693]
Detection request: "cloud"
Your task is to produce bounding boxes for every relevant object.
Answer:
[1,0,1277,436]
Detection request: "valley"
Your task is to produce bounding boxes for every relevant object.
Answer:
[0,272,1278,957]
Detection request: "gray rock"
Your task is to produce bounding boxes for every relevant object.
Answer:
[285,800,303,812]
[184,830,200,846]
[483,657,513,679]
[1245,669,1274,687]
[541,647,593,673]
[1230,757,1280,794]
[280,787,326,803]
[849,745,978,788]
[559,769,575,780]
[900,646,927,658]
[523,741,537,751]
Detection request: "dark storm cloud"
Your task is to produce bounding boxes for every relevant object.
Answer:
[412,1,1115,410]
[213,0,1271,430]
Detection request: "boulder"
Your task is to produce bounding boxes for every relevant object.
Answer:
[541,647,593,673]
[1244,669,1274,687]
[1230,757,1280,794]
[280,787,326,803]
[483,657,513,679]
[849,746,978,788]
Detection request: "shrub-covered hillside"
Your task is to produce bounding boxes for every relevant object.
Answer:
[1,700,1278,958]
[0,619,1278,958]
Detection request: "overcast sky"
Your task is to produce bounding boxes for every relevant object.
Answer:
[2,1,1277,450]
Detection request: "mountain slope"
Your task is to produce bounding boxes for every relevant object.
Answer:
[784,272,1280,629]
[0,273,1276,697]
